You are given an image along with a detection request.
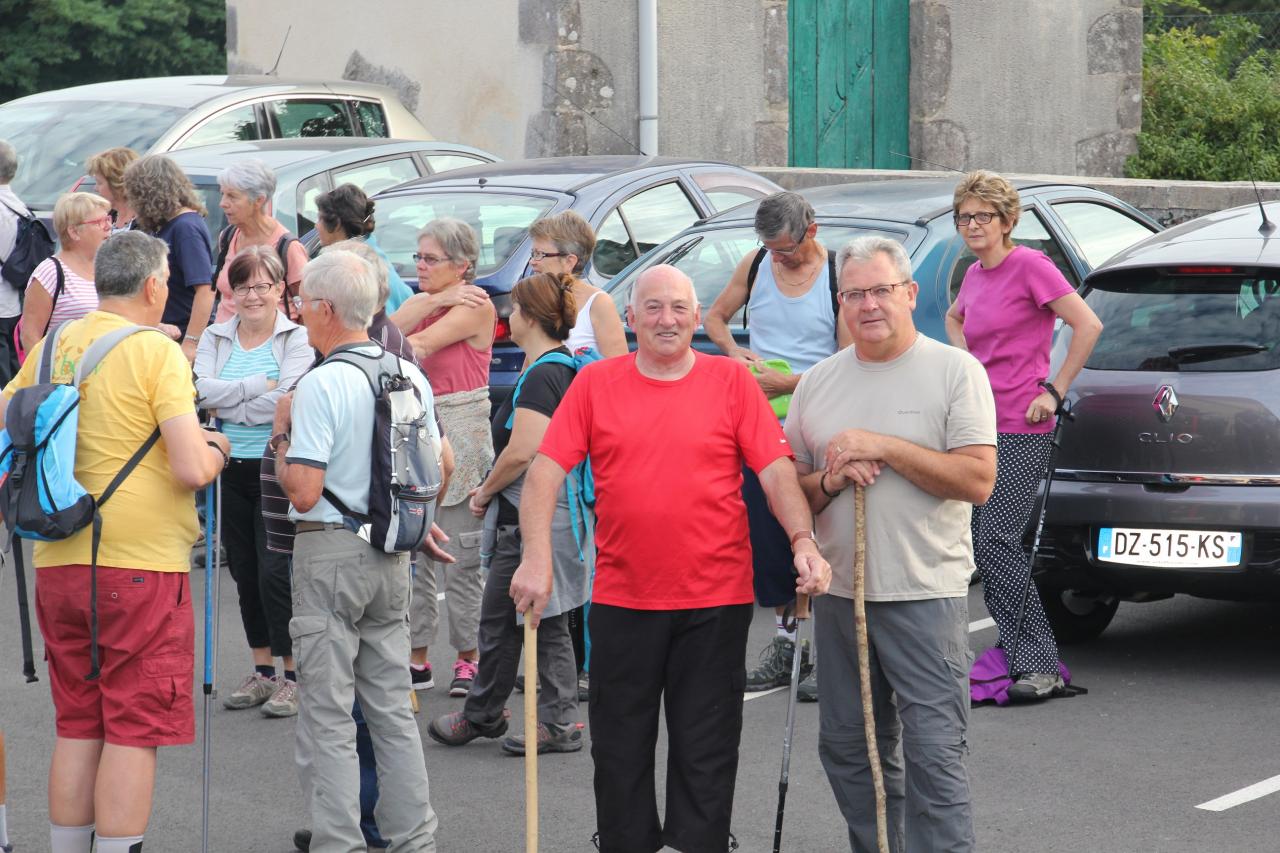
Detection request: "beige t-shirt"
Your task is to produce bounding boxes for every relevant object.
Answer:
[785,334,997,602]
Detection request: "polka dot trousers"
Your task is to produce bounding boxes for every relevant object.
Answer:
[972,432,1061,677]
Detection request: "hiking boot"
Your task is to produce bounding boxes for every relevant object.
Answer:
[501,721,583,755]
[427,710,508,746]
[293,829,311,851]
[1007,671,1064,703]
[796,665,818,703]
[578,671,590,702]
[745,636,809,691]
[223,673,275,709]
[450,658,478,697]
[410,662,435,691]
[514,673,525,693]
[262,677,299,717]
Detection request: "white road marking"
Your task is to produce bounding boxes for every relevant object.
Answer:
[968,617,996,633]
[743,686,789,702]
[437,592,446,601]
[1196,775,1280,812]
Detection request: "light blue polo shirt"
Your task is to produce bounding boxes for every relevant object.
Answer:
[286,342,438,523]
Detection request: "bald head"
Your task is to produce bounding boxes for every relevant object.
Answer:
[631,264,696,309]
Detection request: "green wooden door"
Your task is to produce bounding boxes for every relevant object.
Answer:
[789,0,909,168]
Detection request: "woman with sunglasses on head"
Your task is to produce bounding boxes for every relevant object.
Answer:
[528,210,627,358]
[194,245,313,718]
[945,170,1103,703]
[19,192,111,353]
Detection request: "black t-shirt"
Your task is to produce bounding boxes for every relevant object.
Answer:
[490,347,575,525]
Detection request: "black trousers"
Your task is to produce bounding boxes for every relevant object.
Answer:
[0,314,20,388]
[589,602,752,853]
[221,456,293,658]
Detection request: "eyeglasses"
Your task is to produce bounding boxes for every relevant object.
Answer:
[413,252,451,266]
[953,211,1000,226]
[836,281,911,305]
[530,250,569,261]
[81,214,113,230]
[757,239,804,257]
[290,295,331,311]
[232,282,276,297]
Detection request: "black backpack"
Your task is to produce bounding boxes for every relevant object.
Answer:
[741,247,840,337]
[0,201,56,292]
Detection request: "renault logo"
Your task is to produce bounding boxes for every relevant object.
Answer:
[1153,385,1179,422]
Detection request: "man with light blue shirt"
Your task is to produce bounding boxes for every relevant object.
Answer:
[705,191,852,699]
[272,250,444,852]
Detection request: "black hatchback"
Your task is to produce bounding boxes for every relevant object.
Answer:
[1035,201,1280,641]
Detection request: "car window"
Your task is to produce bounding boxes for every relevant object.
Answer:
[593,209,639,277]
[180,104,262,149]
[373,191,557,280]
[1052,201,1157,268]
[295,173,330,235]
[1084,269,1280,372]
[426,154,489,174]
[948,208,1079,302]
[691,171,772,213]
[270,99,354,138]
[354,101,389,137]
[703,189,764,212]
[620,182,700,257]
[332,157,422,198]
[193,181,226,237]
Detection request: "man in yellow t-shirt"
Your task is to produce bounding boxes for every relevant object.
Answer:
[0,232,228,853]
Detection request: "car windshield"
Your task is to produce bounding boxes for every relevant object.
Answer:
[606,223,908,324]
[0,100,187,210]
[373,191,558,281]
[1084,269,1280,372]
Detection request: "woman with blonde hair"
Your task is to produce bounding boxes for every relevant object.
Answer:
[19,192,110,352]
[85,147,139,232]
[528,210,627,358]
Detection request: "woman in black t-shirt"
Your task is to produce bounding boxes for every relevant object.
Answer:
[427,272,592,756]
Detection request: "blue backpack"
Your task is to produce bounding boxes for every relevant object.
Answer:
[0,323,166,682]
[507,346,601,555]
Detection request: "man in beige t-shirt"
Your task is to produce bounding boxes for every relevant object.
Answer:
[785,236,996,852]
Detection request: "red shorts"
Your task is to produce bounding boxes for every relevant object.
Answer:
[36,565,195,747]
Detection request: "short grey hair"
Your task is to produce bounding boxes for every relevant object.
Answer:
[836,235,913,284]
[324,238,390,308]
[419,217,479,282]
[302,250,378,331]
[755,191,815,242]
[0,140,16,184]
[218,158,277,204]
[95,231,169,298]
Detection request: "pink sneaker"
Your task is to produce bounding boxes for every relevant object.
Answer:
[450,658,479,697]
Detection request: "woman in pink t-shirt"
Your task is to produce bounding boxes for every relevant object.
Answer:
[944,170,1103,703]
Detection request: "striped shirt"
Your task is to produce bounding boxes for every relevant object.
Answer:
[31,257,100,334]
[218,337,280,458]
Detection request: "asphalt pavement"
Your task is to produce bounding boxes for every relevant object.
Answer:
[1,550,1279,852]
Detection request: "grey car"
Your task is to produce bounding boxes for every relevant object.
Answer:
[1035,201,1280,641]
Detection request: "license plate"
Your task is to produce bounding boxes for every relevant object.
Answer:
[1097,527,1243,568]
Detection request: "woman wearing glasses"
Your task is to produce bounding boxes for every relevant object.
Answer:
[945,170,1103,703]
[19,192,111,353]
[528,210,627,358]
[194,245,313,718]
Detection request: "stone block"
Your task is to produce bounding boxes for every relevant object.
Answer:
[1117,72,1142,130]
[1076,131,1138,177]
[754,121,789,166]
[1088,10,1142,75]
[909,0,951,120]
[343,51,422,113]
[764,4,788,106]
[916,119,970,173]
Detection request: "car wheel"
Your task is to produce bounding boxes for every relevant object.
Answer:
[1038,585,1119,644]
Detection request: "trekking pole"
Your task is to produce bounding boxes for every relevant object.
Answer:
[1008,399,1074,678]
[523,617,538,853]
[772,593,809,853]
[200,475,222,853]
[853,484,889,853]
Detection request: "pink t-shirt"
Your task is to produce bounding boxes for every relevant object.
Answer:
[412,309,493,396]
[952,246,1074,434]
[30,257,99,332]
[213,223,309,324]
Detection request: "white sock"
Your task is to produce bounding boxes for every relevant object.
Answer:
[0,803,9,846]
[96,834,145,852]
[776,615,797,644]
[49,822,94,853]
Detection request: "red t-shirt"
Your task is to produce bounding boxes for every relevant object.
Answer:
[539,351,793,610]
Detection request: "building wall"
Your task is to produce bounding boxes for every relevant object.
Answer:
[909,0,1142,177]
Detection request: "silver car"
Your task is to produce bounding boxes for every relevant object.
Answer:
[0,75,432,215]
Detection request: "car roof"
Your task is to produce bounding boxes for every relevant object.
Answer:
[1092,201,1280,273]
[165,138,495,177]
[382,155,744,195]
[2,75,399,110]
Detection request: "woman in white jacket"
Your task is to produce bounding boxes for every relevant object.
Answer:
[194,245,313,718]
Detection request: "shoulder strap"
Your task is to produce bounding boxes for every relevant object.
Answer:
[741,248,768,331]
[0,200,30,266]
[275,233,299,267]
[212,226,235,282]
[506,351,577,429]
[73,325,167,387]
[320,341,391,397]
[36,321,68,385]
[826,248,839,338]
[43,258,66,337]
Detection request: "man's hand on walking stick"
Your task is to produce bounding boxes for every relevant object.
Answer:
[791,540,831,597]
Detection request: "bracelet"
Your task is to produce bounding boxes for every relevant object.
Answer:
[268,432,290,454]
[1038,380,1063,410]
[184,335,199,343]
[820,470,843,499]
[206,440,229,468]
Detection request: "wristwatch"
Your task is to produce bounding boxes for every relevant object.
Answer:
[789,530,818,549]
[268,432,290,453]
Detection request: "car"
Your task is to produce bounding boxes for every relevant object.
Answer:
[601,177,1162,350]
[0,75,433,216]
[351,155,782,397]
[84,138,500,238]
[1030,200,1280,641]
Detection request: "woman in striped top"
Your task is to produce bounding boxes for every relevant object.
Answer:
[18,192,110,354]
[194,245,313,718]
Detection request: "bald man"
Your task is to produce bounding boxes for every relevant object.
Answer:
[511,265,831,853]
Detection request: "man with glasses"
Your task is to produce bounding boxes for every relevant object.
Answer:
[785,235,996,852]
[705,191,851,701]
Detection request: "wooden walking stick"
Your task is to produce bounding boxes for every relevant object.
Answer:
[523,617,539,853]
[853,484,889,853]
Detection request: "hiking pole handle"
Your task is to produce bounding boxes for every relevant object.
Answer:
[794,592,810,621]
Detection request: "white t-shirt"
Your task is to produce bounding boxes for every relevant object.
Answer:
[785,334,997,602]
[564,290,602,354]
[30,257,99,334]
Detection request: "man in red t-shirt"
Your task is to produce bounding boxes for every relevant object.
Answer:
[511,265,831,853]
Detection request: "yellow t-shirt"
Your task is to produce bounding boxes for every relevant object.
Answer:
[4,311,199,572]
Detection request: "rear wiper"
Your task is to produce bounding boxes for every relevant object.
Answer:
[661,236,703,268]
[1167,342,1268,364]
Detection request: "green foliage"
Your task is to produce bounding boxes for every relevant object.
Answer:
[1127,15,1280,181]
[0,0,226,103]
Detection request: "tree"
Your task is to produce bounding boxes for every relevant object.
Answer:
[0,0,226,103]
